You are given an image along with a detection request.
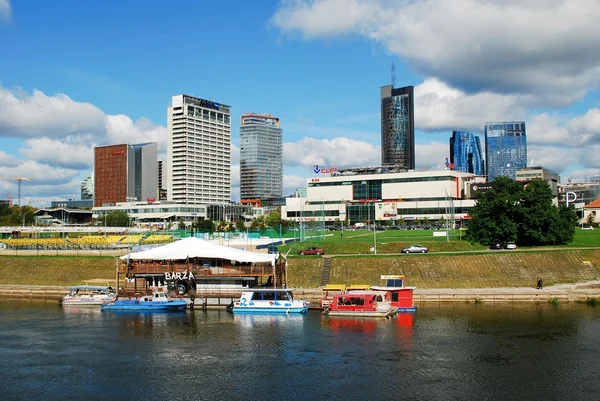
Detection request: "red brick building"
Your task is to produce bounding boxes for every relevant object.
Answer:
[94,144,128,207]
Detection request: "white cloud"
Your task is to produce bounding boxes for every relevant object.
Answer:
[0,0,11,22]
[283,174,309,195]
[272,0,600,105]
[105,115,167,151]
[415,141,449,171]
[0,87,106,137]
[0,85,167,206]
[0,150,19,166]
[284,137,380,167]
[415,78,526,132]
[20,136,96,169]
[527,108,600,148]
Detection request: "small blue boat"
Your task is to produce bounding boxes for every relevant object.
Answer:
[101,291,187,311]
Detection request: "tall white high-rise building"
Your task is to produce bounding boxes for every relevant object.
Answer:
[167,95,232,204]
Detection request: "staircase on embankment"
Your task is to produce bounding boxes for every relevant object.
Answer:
[319,257,331,287]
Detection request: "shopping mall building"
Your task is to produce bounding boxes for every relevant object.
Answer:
[281,167,487,226]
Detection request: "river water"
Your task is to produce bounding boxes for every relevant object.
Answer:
[1,301,600,401]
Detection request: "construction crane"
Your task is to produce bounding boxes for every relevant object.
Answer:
[0,177,33,206]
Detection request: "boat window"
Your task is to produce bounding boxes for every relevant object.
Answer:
[262,291,275,301]
[277,292,290,301]
[376,295,383,302]
[391,292,398,302]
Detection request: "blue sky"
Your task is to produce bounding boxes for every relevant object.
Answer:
[1,0,600,206]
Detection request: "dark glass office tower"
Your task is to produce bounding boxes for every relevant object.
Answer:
[381,85,414,169]
[485,121,527,181]
[450,131,484,175]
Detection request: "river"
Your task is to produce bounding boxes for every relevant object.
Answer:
[1,301,600,400]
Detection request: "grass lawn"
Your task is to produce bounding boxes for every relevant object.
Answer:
[280,227,600,255]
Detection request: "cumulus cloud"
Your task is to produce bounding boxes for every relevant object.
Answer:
[283,175,309,195]
[105,115,167,151]
[415,141,449,171]
[284,137,380,167]
[527,108,600,148]
[0,150,19,166]
[0,87,106,137]
[415,78,527,133]
[0,0,11,21]
[0,85,166,205]
[19,136,96,169]
[272,0,600,105]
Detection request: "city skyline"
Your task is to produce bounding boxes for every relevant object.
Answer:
[1,1,600,207]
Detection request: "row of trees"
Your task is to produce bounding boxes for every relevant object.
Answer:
[465,177,578,247]
[0,204,36,226]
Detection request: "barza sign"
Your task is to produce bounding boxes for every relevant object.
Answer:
[164,272,195,280]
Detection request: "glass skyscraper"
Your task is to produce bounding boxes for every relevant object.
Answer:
[450,131,484,175]
[240,113,283,202]
[381,85,415,169]
[485,121,527,181]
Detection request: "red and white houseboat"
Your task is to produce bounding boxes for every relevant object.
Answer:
[370,275,417,313]
[324,292,397,318]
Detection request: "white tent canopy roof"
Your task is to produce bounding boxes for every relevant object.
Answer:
[121,237,276,265]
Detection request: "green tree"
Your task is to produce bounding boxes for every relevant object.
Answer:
[100,210,131,227]
[466,177,577,246]
[195,219,215,233]
[250,215,267,230]
[235,220,245,231]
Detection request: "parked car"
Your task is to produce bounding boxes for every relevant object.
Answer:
[402,244,428,254]
[267,244,279,254]
[505,242,517,250]
[298,247,325,256]
[489,242,503,250]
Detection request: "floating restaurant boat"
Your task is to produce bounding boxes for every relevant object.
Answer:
[100,291,187,311]
[59,285,115,306]
[324,292,396,318]
[118,237,286,309]
[232,288,310,314]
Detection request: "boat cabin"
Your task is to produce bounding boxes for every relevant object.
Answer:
[332,293,381,311]
[241,288,296,302]
[139,291,169,303]
[371,275,417,312]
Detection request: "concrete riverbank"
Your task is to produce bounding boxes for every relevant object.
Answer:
[4,281,600,305]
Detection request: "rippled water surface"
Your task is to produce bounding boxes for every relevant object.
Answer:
[2,302,600,400]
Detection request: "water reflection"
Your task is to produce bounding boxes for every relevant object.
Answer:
[233,312,306,328]
[2,302,600,401]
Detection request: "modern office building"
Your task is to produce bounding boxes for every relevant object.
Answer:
[240,113,283,203]
[167,94,231,204]
[81,175,93,200]
[158,161,167,200]
[485,121,527,181]
[450,131,485,175]
[94,143,158,207]
[381,85,415,169]
[281,166,486,226]
[516,166,560,198]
